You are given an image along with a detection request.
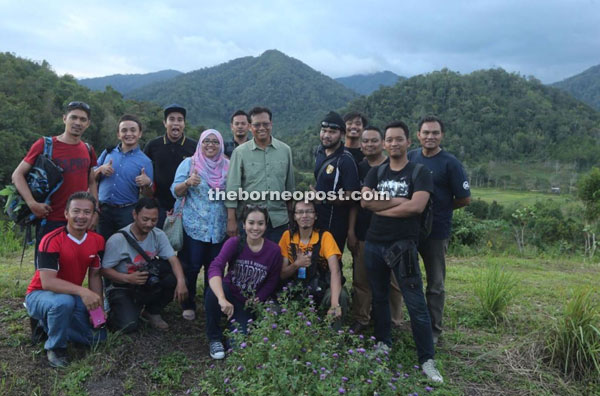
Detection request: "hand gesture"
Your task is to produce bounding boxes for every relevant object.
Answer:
[295,251,311,268]
[218,297,234,319]
[186,169,201,187]
[101,159,114,177]
[327,305,342,319]
[135,167,151,187]
[80,289,102,311]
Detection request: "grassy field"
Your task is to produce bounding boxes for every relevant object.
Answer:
[470,187,578,207]
[1,246,598,395]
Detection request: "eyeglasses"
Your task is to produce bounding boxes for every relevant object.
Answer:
[67,101,91,111]
[295,210,315,216]
[321,122,341,130]
[251,122,271,129]
[202,139,220,146]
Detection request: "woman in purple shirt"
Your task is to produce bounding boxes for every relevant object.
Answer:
[205,205,283,359]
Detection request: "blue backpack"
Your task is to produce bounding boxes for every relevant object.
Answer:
[1,137,64,225]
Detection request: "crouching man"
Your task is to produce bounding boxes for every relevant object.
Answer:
[25,191,106,368]
[279,200,349,329]
[101,198,188,332]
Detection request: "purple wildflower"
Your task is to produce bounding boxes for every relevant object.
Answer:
[404,373,410,378]
[240,342,247,349]
[366,379,372,384]
[332,353,339,358]
[359,334,364,339]
[281,308,287,313]
[357,348,366,354]
[306,362,312,367]
[230,318,236,323]
[338,387,346,394]
[342,376,348,382]
[247,319,253,324]
[370,336,376,341]
[348,349,354,354]
[425,386,433,392]
[306,321,312,326]
[232,328,238,334]
[388,383,397,391]
[284,329,291,335]
[224,378,230,384]
[298,312,304,317]
[237,365,243,372]
[320,374,327,380]
[414,365,420,369]
[338,330,344,335]
[271,323,277,329]
[263,337,269,342]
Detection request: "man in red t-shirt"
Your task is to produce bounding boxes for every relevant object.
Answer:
[11,101,98,262]
[24,192,106,368]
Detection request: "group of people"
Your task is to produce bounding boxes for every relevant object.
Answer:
[15,101,470,385]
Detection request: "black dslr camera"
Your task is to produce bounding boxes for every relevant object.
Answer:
[138,260,161,287]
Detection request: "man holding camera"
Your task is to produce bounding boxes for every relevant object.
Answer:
[101,198,188,332]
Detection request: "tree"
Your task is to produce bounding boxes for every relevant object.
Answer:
[577,167,600,257]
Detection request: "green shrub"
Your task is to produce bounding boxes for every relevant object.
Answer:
[198,287,444,395]
[0,221,23,257]
[474,263,518,323]
[545,289,600,380]
[451,210,486,246]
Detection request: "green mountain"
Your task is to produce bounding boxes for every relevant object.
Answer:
[0,52,185,188]
[126,50,358,135]
[289,68,600,171]
[335,71,404,95]
[551,64,600,110]
[78,70,183,95]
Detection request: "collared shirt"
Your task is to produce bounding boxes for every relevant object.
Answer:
[170,158,227,243]
[224,136,250,158]
[225,137,295,228]
[144,134,197,209]
[96,145,153,205]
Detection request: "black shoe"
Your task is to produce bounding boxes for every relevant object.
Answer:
[47,348,69,368]
[350,321,367,334]
[30,318,47,345]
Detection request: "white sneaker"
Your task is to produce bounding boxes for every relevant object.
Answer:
[422,359,443,383]
[209,341,225,360]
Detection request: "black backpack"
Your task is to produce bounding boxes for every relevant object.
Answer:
[376,162,433,244]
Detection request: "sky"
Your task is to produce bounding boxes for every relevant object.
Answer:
[1,0,599,83]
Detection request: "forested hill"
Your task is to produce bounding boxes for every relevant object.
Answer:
[552,64,600,110]
[126,50,358,134]
[335,71,403,95]
[78,70,183,95]
[289,68,600,171]
[0,53,175,187]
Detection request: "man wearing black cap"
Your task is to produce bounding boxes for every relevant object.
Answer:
[12,101,98,259]
[313,111,360,254]
[144,104,197,227]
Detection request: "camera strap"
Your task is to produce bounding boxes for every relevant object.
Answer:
[117,230,155,263]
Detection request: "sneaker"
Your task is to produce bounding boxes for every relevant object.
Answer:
[142,312,169,330]
[30,318,47,344]
[350,321,367,334]
[182,309,196,321]
[47,348,69,368]
[422,359,444,383]
[209,341,225,360]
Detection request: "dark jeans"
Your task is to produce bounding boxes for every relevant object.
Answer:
[364,240,435,364]
[34,220,67,268]
[418,238,449,338]
[97,203,135,242]
[205,283,253,342]
[107,261,177,333]
[180,232,223,311]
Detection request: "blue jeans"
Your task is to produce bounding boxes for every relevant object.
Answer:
[25,290,106,350]
[364,240,434,364]
[181,233,224,311]
[204,283,253,342]
[97,203,135,242]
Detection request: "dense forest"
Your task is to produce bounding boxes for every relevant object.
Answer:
[126,49,357,134]
[552,64,600,110]
[2,51,600,190]
[78,70,183,95]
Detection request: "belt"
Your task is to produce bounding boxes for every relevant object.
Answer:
[100,202,136,209]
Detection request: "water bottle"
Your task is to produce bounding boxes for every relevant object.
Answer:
[298,267,306,279]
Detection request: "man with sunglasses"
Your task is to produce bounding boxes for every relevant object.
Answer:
[144,104,197,228]
[225,106,295,242]
[313,111,360,254]
[12,101,98,259]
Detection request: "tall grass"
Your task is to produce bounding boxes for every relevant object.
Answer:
[545,288,600,380]
[474,263,518,323]
[0,220,23,257]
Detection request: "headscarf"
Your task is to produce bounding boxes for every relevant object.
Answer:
[192,129,229,189]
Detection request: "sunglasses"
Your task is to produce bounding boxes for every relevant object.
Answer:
[321,121,341,130]
[67,101,91,111]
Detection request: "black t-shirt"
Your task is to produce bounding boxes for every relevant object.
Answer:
[346,146,365,165]
[364,162,433,243]
[355,157,389,241]
[144,135,197,209]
